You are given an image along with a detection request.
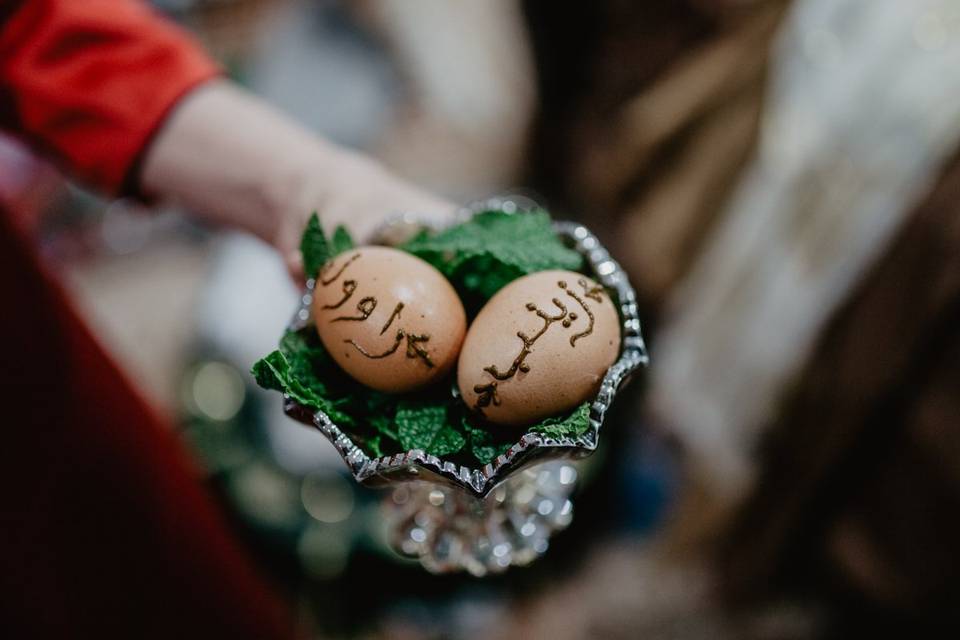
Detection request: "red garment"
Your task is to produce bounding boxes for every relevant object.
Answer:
[0,0,217,194]
[0,2,295,637]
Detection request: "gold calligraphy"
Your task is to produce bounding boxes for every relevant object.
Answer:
[332,296,376,322]
[317,252,433,368]
[379,302,404,335]
[321,279,357,310]
[319,253,360,286]
[473,279,604,411]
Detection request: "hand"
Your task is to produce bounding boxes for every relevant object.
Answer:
[273,149,454,279]
[141,80,454,279]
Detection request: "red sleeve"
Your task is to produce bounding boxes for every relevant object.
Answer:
[0,0,221,194]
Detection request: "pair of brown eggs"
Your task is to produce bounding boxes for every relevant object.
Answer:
[312,247,620,428]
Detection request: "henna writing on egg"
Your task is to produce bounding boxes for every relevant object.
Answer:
[473,280,606,411]
[473,381,501,409]
[345,329,402,359]
[380,302,404,335]
[403,332,434,367]
[319,252,360,286]
[578,278,604,303]
[321,279,357,310]
[318,250,434,369]
[344,329,434,368]
[333,296,377,322]
[483,297,568,381]
[559,280,596,347]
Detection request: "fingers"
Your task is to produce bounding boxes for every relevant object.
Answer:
[275,154,456,285]
[286,250,304,283]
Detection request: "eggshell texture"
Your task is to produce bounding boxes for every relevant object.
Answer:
[457,270,620,427]
[312,246,466,393]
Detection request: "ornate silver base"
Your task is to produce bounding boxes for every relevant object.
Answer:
[384,461,579,576]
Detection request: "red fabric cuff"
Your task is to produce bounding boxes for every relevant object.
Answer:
[0,0,221,195]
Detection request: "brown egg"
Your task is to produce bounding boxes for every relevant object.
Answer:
[312,246,466,393]
[457,270,620,427]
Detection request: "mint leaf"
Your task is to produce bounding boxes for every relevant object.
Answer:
[300,215,356,278]
[362,434,384,458]
[402,210,583,301]
[251,350,288,392]
[251,329,356,426]
[251,350,327,416]
[368,412,399,444]
[464,419,513,465]
[331,225,355,255]
[428,427,466,457]
[396,402,465,456]
[300,212,330,279]
[253,329,408,456]
[279,328,331,396]
[455,253,525,301]
[530,402,592,439]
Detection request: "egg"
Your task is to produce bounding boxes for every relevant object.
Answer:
[457,270,620,427]
[312,246,466,393]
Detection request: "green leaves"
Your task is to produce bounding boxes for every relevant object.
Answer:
[331,225,355,256]
[402,210,583,305]
[529,402,592,439]
[254,210,599,464]
[464,419,513,465]
[299,212,355,279]
[253,330,593,460]
[250,350,286,392]
[300,213,328,279]
[251,328,355,426]
[396,402,466,457]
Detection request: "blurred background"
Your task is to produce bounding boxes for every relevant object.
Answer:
[3,0,960,637]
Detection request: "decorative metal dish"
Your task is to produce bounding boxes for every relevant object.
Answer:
[282,197,647,573]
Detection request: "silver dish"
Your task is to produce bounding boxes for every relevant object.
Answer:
[281,197,647,572]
